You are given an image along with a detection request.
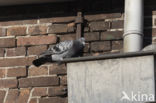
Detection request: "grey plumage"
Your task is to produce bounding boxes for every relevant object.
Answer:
[142,43,156,51]
[33,37,85,66]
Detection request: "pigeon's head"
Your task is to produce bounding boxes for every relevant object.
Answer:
[78,37,85,46]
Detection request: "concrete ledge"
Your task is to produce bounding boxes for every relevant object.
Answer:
[63,50,156,63]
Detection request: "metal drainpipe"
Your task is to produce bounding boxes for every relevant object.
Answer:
[123,0,144,52]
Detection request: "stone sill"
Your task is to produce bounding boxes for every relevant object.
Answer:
[63,50,156,63]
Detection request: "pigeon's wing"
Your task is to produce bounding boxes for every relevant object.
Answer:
[39,40,73,57]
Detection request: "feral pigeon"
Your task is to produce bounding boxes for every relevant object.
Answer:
[142,43,156,51]
[33,37,85,67]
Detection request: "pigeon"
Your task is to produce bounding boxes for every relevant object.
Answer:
[142,43,156,51]
[33,37,85,67]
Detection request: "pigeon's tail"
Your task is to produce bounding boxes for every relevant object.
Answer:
[33,56,52,67]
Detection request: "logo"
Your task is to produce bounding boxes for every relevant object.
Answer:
[121,91,155,102]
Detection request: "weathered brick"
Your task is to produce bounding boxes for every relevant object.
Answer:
[0,37,15,48]
[29,98,37,103]
[48,86,67,96]
[7,67,26,77]
[48,24,75,34]
[0,28,6,36]
[89,21,110,31]
[17,35,57,46]
[59,34,76,41]
[28,66,48,76]
[5,89,19,103]
[6,47,26,57]
[84,13,122,21]
[32,87,47,97]
[0,79,17,88]
[101,31,123,40]
[19,77,59,88]
[0,48,4,57]
[28,45,47,55]
[49,64,66,75]
[40,16,75,23]
[7,27,27,36]
[0,90,6,103]
[16,88,30,103]
[112,40,123,50]
[0,20,37,26]
[0,56,36,67]
[39,97,67,103]
[84,32,99,41]
[60,76,67,86]
[83,43,90,52]
[91,41,111,52]
[28,26,48,35]
[0,69,6,78]
[111,20,124,29]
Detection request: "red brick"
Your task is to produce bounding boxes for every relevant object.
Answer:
[28,66,48,76]
[48,24,75,34]
[83,43,90,52]
[0,79,17,88]
[39,97,67,103]
[60,76,67,86]
[0,28,6,36]
[40,16,75,23]
[7,67,26,77]
[111,20,124,29]
[32,87,47,97]
[112,40,123,50]
[152,28,156,37]
[89,21,110,31]
[101,31,123,40]
[0,69,6,78]
[7,27,27,36]
[28,45,47,55]
[59,34,76,41]
[5,89,19,103]
[91,41,111,52]
[0,20,37,26]
[84,32,99,41]
[0,90,6,103]
[17,35,57,46]
[6,47,26,57]
[0,37,15,48]
[16,88,30,103]
[28,25,48,35]
[29,98,37,103]
[48,86,67,96]
[84,13,122,21]
[19,77,59,88]
[49,64,66,75]
[0,48,4,57]
[0,56,36,67]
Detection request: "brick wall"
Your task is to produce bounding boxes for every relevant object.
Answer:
[0,0,155,103]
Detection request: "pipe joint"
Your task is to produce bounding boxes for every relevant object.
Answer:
[123,30,143,37]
